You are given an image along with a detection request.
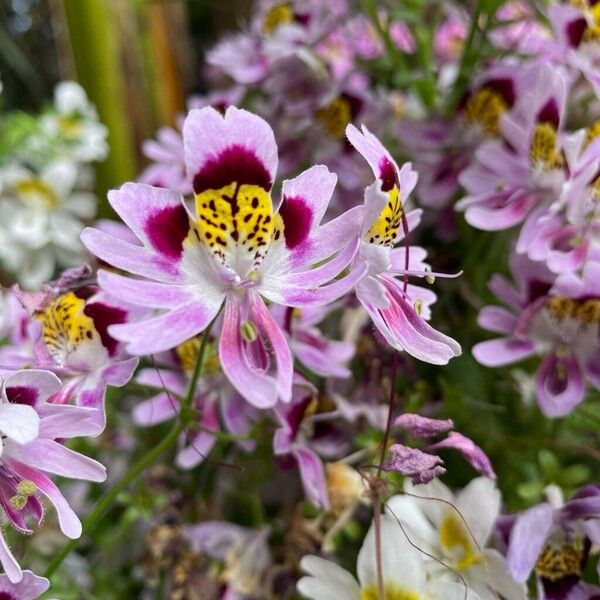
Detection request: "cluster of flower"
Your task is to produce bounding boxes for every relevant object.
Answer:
[0,82,107,289]
[0,0,598,598]
[399,2,600,419]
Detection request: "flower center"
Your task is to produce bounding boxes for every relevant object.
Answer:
[15,178,59,209]
[463,87,509,137]
[316,97,353,139]
[546,295,600,325]
[439,512,482,571]
[360,585,422,600]
[262,2,293,35]
[192,181,283,274]
[535,538,584,581]
[529,123,564,170]
[366,184,403,247]
[58,114,83,139]
[37,291,98,367]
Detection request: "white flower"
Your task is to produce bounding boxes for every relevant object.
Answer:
[298,513,480,600]
[0,160,96,288]
[39,81,108,163]
[386,478,526,600]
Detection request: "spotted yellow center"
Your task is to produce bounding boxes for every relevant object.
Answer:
[546,295,600,324]
[535,538,584,581]
[15,179,59,209]
[463,87,509,137]
[175,337,219,375]
[316,97,353,139]
[530,123,564,170]
[37,292,96,365]
[366,185,403,247]
[192,183,283,271]
[262,2,293,35]
[439,512,482,571]
[361,585,421,600]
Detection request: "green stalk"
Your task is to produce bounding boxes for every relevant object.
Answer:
[44,314,219,579]
[62,0,137,214]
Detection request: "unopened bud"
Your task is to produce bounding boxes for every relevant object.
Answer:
[17,480,36,497]
[9,495,27,510]
[240,320,258,342]
[414,299,423,316]
[424,266,435,285]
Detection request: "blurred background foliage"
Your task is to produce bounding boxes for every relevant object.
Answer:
[0,0,249,210]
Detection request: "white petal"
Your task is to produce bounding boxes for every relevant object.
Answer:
[456,477,500,547]
[0,403,40,444]
[357,514,425,590]
[298,556,360,599]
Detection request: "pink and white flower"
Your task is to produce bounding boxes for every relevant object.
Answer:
[83,106,365,409]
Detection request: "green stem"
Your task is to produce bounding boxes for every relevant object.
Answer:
[44,314,219,579]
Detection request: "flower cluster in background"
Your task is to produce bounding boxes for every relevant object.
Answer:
[0,81,107,289]
[0,1,598,599]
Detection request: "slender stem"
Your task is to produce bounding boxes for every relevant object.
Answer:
[373,499,385,600]
[373,353,399,599]
[44,314,219,579]
[377,352,399,477]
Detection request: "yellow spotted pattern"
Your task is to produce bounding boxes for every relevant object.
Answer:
[546,295,600,324]
[316,97,353,140]
[193,183,282,268]
[530,123,564,170]
[262,2,293,35]
[463,87,509,137]
[535,538,584,581]
[37,292,96,364]
[366,185,403,247]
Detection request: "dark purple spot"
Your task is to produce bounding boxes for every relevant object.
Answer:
[73,285,99,301]
[537,99,560,128]
[193,144,272,194]
[0,593,16,600]
[566,17,587,48]
[527,280,552,304]
[485,78,515,106]
[5,386,38,406]
[279,196,312,249]
[379,157,398,192]
[145,205,190,260]
[84,302,127,357]
[341,92,363,120]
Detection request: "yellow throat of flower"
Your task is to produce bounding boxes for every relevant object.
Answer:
[262,2,293,35]
[15,178,59,209]
[535,538,584,581]
[439,512,482,571]
[316,97,353,140]
[37,292,97,365]
[546,295,600,325]
[529,122,564,170]
[175,337,219,375]
[361,585,422,600]
[366,185,403,247]
[463,87,509,137]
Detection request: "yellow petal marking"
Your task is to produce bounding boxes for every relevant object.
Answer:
[365,185,403,247]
